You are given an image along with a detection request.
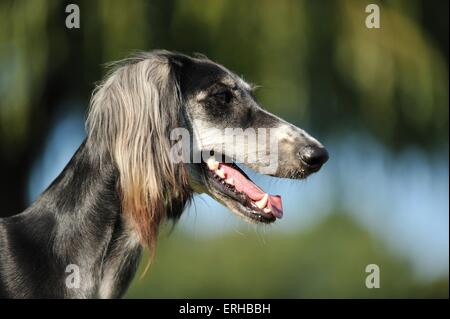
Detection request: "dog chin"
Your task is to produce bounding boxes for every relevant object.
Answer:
[208,186,277,224]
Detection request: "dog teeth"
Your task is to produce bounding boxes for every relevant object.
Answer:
[206,157,220,171]
[255,194,269,209]
[215,168,226,179]
[263,207,271,213]
[225,177,234,186]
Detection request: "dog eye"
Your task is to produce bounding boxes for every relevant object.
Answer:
[213,89,233,104]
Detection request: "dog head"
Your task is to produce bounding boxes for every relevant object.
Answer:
[166,52,329,224]
[86,51,328,249]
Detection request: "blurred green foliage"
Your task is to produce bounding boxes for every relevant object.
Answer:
[126,214,448,298]
[0,0,448,152]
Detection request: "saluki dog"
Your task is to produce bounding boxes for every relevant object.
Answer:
[0,51,328,298]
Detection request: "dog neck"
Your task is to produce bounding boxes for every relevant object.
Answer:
[0,140,143,298]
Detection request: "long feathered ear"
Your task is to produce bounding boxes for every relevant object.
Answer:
[86,53,190,253]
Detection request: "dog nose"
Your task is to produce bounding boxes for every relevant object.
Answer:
[299,145,329,168]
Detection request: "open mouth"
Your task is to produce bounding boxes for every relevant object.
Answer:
[202,156,283,224]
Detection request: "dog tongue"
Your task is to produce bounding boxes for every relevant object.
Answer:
[220,164,283,218]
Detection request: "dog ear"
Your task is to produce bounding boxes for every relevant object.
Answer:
[86,53,191,253]
[165,52,188,84]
